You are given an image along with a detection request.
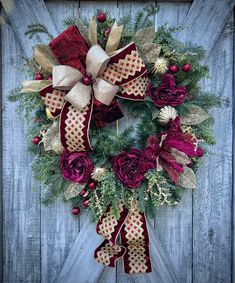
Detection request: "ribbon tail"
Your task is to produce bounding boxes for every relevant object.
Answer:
[60,100,93,152]
[121,210,152,274]
[94,204,129,268]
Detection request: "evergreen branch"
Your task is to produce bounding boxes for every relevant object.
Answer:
[25,23,54,41]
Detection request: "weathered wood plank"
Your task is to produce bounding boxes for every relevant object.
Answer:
[55,214,105,283]
[155,3,193,283]
[1,11,41,283]
[192,15,233,283]
[177,0,235,56]
[1,0,59,56]
[39,3,81,283]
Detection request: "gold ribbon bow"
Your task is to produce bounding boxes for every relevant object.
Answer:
[53,44,119,111]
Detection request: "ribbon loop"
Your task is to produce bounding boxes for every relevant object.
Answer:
[93,79,119,106]
[53,65,83,90]
[86,45,110,79]
[65,82,92,111]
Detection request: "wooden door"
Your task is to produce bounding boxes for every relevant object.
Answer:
[1,1,234,282]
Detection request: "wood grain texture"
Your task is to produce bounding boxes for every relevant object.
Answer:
[1,1,234,283]
[192,15,234,283]
[1,12,41,283]
[1,0,59,57]
[177,0,235,57]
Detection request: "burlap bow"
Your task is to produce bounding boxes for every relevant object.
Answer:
[21,25,149,152]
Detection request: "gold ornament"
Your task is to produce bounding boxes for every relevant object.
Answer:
[158,106,178,125]
[151,57,168,75]
[91,167,107,181]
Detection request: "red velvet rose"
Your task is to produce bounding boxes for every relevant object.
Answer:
[148,74,188,108]
[60,151,93,183]
[113,148,154,189]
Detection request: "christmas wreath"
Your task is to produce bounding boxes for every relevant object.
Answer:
[9,5,225,274]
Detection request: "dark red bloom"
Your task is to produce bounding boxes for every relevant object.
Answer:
[60,150,93,183]
[147,74,188,108]
[113,148,155,189]
[143,117,204,185]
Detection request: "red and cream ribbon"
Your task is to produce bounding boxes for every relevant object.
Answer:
[21,25,149,152]
[94,204,152,274]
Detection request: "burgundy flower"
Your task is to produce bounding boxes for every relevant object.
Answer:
[147,74,188,108]
[113,148,154,189]
[143,117,204,185]
[60,150,93,183]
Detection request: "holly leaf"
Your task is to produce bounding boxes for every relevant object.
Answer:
[179,166,197,189]
[180,105,210,125]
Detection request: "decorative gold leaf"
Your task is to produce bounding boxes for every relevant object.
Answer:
[134,26,155,45]
[64,183,85,200]
[180,105,210,125]
[179,166,197,189]
[34,44,58,72]
[171,148,191,165]
[42,121,63,154]
[142,43,161,63]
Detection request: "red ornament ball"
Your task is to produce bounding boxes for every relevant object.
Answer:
[97,12,106,23]
[104,27,111,37]
[32,136,41,145]
[47,76,53,81]
[169,65,179,73]
[82,76,92,86]
[80,189,88,197]
[83,199,89,208]
[88,181,96,190]
[182,63,192,72]
[34,72,44,80]
[71,207,80,216]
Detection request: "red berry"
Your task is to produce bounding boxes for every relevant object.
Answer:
[169,65,179,73]
[71,207,80,215]
[34,72,44,80]
[80,189,88,197]
[88,181,96,190]
[32,136,41,145]
[47,76,53,80]
[182,63,192,72]
[82,76,92,86]
[104,27,111,37]
[83,199,89,208]
[97,12,106,23]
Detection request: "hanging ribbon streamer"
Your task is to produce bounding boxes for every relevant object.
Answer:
[94,204,152,274]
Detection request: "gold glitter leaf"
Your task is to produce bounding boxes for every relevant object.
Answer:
[42,121,63,154]
[180,105,210,125]
[171,148,191,165]
[142,43,161,63]
[134,26,155,45]
[179,166,197,189]
[64,183,85,200]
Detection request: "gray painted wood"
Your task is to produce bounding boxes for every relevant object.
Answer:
[193,14,234,283]
[177,0,235,58]
[1,1,234,283]
[1,0,59,57]
[1,12,41,283]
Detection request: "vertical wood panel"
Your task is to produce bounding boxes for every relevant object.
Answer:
[193,15,233,283]
[1,13,41,283]
[40,2,81,283]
